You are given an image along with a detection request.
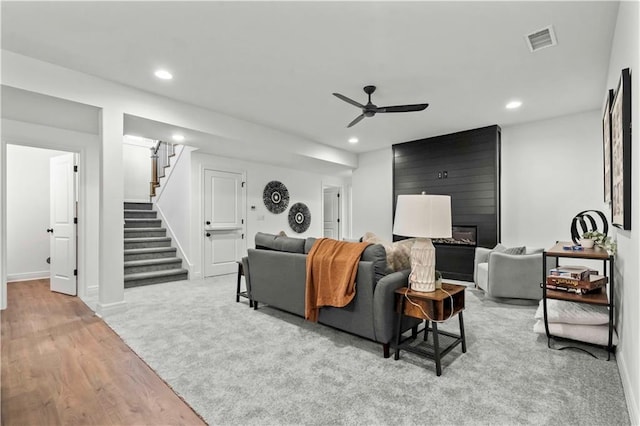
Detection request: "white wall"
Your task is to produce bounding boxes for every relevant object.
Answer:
[351,148,393,241]
[604,2,640,423]
[123,142,150,202]
[6,145,68,281]
[155,145,194,270]
[189,151,347,279]
[501,110,604,249]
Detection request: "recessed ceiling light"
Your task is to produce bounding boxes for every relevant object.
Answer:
[348,137,359,144]
[172,134,185,142]
[506,100,522,109]
[154,69,173,80]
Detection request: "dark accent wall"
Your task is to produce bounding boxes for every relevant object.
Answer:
[392,125,501,281]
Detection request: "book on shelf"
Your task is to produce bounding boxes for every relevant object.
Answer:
[548,266,596,280]
[545,274,608,290]
[542,282,606,295]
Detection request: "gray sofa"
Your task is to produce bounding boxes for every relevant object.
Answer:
[242,232,421,357]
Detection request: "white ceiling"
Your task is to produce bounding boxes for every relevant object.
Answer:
[1,1,619,154]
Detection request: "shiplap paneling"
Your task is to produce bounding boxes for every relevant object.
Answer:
[392,125,501,281]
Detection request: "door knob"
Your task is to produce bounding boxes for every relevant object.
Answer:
[46,228,54,233]
[206,232,211,237]
[206,221,211,225]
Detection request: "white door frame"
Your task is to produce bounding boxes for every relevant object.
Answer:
[1,121,99,309]
[200,166,247,277]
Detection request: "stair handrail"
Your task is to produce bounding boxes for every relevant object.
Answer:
[150,140,176,198]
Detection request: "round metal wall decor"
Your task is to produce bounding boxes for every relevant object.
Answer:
[570,210,609,244]
[288,202,311,233]
[263,181,289,214]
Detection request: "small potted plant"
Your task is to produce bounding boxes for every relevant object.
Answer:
[582,231,617,254]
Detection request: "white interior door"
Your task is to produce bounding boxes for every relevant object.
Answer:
[204,169,245,277]
[49,153,77,295]
[323,187,341,239]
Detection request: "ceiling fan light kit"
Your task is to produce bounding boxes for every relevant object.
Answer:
[333,85,429,128]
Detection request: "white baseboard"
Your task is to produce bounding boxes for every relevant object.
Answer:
[7,271,49,282]
[95,300,127,317]
[617,351,639,425]
[85,285,98,298]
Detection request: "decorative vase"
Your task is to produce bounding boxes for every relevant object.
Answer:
[580,238,595,249]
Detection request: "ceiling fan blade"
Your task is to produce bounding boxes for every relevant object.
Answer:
[347,114,365,128]
[376,103,429,113]
[333,93,366,109]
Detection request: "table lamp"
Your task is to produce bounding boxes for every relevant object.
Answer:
[393,193,452,292]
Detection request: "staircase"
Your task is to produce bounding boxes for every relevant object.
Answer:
[124,202,188,288]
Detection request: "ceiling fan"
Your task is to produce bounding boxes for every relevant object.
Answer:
[332,85,429,128]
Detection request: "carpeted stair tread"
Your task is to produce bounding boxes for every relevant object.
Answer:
[124,247,176,254]
[124,237,171,243]
[124,268,189,281]
[124,257,182,267]
[124,210,158,219]
[124,202,153,210]
[125,218,162,223]
[124,227,167,233]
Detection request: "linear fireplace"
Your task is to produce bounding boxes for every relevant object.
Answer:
[432,225,477,247]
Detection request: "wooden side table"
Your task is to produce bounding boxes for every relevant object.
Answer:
[236,261,253,307]
[394,283,466,376]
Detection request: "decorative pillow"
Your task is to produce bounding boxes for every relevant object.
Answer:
[535,299,609,325]
[492,244,507,252]
[503,246,526,255]
[492,244,525,255]
[533,320,617,346]
[362,232,394,267]
[361,232,414,272]
[390,238,414,271]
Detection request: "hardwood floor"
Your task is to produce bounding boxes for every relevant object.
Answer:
[1,279,205,425]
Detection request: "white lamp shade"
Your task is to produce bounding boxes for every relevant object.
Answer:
[393,194,452,238]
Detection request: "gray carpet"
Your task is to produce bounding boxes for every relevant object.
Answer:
[104,276,629,425]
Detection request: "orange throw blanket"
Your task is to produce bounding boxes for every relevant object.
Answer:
[305,238,370,322]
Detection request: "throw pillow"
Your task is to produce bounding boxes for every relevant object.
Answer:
[492,244,525,255]
[390,238,414,271]
[493,243,507,253]
[361,232,415,272]
[362,232,394,268]
[503,246,526,255]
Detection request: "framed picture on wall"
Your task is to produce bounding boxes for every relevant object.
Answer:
[610,68,632,230]
[602,89,614,204]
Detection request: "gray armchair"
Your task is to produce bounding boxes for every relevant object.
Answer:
[474,247,556,300]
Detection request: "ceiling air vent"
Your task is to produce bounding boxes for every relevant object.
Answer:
[525,25,557,52]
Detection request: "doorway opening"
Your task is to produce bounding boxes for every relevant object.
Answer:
[6,144,79,296]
